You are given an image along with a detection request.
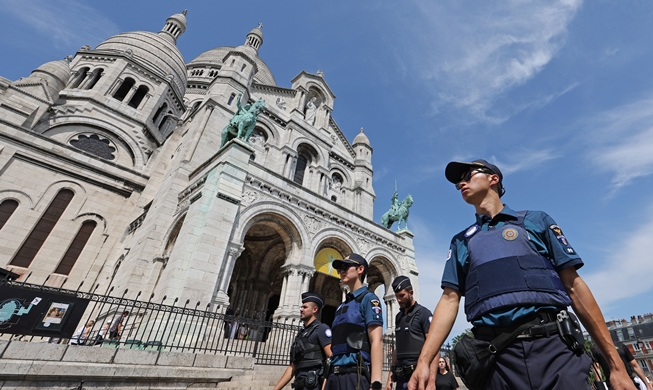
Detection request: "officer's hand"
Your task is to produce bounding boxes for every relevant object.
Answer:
[407,363,429,390]
[425,374,436,390]
[609,371,638,390]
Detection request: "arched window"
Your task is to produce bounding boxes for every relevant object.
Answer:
[69,67,89,89]
[293,154,308,185]
[54,220,96,275]
[0,199,18,231]
[85,69,103,90]
[112,77,135,102]
[240,64,247,72]
[227,93,236,105]
[128,85,149,108]
[159,111,173,131]
[10,189,74,268]
[152,102,168,125]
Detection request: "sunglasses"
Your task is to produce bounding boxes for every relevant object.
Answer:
[455,169,492,190]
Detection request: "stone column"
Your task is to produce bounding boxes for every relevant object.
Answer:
[384,296,397,332]
[214,244,245,306]
[122,86,139,104]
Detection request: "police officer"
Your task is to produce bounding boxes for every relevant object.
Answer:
[326,254,384,390]
[409,159,636,390]
[384,276,432,390]
[273,292,332,390]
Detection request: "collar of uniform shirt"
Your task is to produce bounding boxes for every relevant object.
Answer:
[474,204,518,227]
[346,286,369,301]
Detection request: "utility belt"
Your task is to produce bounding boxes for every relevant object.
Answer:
[292,369,324,389]
[455,309,585,390]
[391,364,416,380]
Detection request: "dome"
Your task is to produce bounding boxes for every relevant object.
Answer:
[32,59,71,87]
[188,46,276,86]
[353,128,370,146]
[95,30,186,95]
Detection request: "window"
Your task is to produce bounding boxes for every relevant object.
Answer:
[152,103,168,125]
[112,77,135,101]
[617,331,624,342]
[240,64,247,72]
[128,85,149,108]
[628,328,635,340]
[293,154,308,185]
[0,199,18,231]
[69,67,89,89]
[85,69,103,90]
[10,189,74,268]
[228,93,236,105]
[54,220,96,275]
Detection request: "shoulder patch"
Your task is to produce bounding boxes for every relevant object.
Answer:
[446,249,452,261]
[549,224,564,236]
[371,299,380,307]
[428,316,432,323]
[370,299,382,315]
[465,225,479,237]
[556,235,569,246]
[325,328,332,338]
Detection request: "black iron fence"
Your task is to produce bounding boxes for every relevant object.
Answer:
[0,278,397,370]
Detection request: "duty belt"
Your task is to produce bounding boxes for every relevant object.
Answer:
[473,310,561,340]
[393,364,416,378]
[331,365,369,375]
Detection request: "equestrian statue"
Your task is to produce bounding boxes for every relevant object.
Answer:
[381,189,414,231]
[220,92,266,148]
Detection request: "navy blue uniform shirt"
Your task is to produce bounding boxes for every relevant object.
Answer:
[441,205,583,326]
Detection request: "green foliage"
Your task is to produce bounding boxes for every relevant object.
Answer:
[451,328,474,350]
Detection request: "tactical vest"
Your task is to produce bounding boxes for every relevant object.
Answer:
[464,211,572,322]
[331,291,371,363]
[395,303,428,364]
[290,320,325,373]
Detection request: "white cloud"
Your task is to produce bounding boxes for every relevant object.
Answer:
[2,0,119,50]
[583,203,653,311]
[584,96,653,191]
[391,0,582,122]
[491,148,561,175]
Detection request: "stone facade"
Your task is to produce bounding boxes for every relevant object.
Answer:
[0,13,418,331]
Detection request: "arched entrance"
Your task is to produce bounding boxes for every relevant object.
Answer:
[309,239,352,327]
[227,213,301,319]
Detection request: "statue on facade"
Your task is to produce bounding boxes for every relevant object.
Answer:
[304,97,317,125]
[220,92,266,148]
[381,189,413,231]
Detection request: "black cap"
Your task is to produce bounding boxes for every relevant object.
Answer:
[332,253,368,273]
[445,159,505,196]
[391,276,412,292]
[301,292,324,309]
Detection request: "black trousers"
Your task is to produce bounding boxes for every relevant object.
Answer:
[325,371,370,390]
[483,334,592,389]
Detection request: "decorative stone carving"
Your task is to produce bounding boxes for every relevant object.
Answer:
[69,134,116,160]
[303,214,323,235]
[275,97,287,111]
[241,190,263,206]
[357,238,370,255]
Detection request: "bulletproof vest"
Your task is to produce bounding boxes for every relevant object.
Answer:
[464,211,572,322]
[395,303,427,363]
[290,320,325,373]
[331,291,371,363]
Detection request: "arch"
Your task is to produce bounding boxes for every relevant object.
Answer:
[329,164,352,186]
[33,180,87,217]
[112,77,135,101]
[0,190,34,209]
[53,219,97,275]
[0,199,19,231]
[310,228,358,268]
[69,67,89,89]
[290,137,326,165]
[72,212,107,234]
[127,85,149,108]
[37,119,146,168]
[10,189,75,268]
[252,116,281,144]
[163,213,186,256]
[368,255,398,293]
[85,68,103,90]
[152,102,168,125]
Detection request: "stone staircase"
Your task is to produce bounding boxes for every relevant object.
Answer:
[217,364,288,390]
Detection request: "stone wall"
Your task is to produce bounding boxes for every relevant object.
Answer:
[0,340,254,389]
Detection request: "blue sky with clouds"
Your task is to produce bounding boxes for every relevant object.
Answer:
[2,0,652,341]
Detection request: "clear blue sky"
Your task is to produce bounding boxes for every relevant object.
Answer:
[2,0,652,340]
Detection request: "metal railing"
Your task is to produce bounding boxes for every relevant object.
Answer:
[1,278,398,369]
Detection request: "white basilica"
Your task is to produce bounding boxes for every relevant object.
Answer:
[0,11,418,330]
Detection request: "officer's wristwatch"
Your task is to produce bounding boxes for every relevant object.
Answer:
[371,381,382,390]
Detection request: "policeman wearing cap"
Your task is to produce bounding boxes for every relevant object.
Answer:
[326,254,384,390]
[408,159,636,390]
[384,276,432,390]
[274,292,332,390]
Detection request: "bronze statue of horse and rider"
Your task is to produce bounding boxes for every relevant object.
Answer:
[382,191,414,231]
[220,92,266,148]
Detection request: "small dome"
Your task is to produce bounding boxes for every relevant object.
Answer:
[353,127,370,146]
[247,25,263,40]
[188,45,276,85]
[159,10,187,44]
[32,59,71,86]
[95,31,186,95]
